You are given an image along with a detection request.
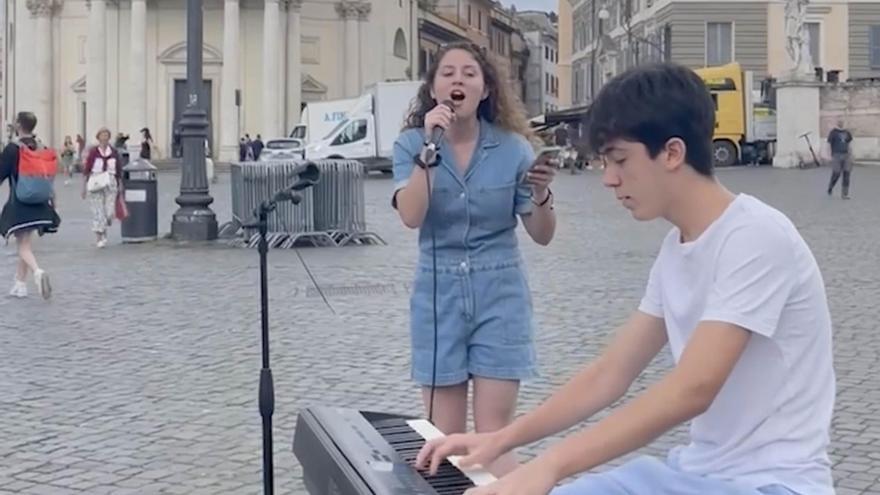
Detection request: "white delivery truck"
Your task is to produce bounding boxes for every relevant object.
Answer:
[289,97,362,145]
[304,80,422,172]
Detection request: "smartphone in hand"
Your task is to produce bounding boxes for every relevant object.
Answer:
[523,146,563,184]
[535,146,563,168]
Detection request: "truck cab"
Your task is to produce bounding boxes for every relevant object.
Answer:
[696,62,776,167]
[304,81,422,172]
[289,96,362,145]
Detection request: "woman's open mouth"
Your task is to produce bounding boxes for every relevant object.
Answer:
[450,90,466,102]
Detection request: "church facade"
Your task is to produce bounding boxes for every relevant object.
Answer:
[2,0,419,161]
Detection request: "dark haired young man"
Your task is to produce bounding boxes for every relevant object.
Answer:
[415,63,836,495]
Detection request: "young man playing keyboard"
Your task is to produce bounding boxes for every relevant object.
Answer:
[415,63,836,495]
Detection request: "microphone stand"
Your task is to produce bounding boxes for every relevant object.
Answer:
[239,161,318,495]
[243,189,303,495]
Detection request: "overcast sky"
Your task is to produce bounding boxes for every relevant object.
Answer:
[500,0,558,13]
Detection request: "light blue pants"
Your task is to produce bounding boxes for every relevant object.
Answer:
[550,456,798,495]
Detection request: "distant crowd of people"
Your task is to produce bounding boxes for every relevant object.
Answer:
[239,134,264,162]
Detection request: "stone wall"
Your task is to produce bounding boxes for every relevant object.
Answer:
[820,82,880,162]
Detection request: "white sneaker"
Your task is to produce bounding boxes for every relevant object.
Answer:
[33,269,51,300]
[97,238,107,249]
[9,280,27,298]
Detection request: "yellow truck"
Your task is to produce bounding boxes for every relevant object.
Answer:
[695,63,777,167]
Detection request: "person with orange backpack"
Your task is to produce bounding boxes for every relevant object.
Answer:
[0,111,60,300]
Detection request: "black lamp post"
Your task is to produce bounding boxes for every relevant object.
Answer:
[171,0,218,241]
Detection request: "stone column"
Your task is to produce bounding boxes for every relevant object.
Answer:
[337,1,360,97]
[410,0,419,80]
[13,0,33,123]
[285,0,303,133]
[262,0,281,138]
[130,0,147,145]
[87,0,107,140]
[356,2,372,93]
[26,0,56,146]
[220,0,240,161]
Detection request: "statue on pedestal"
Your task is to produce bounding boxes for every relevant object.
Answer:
[784,0,813,78]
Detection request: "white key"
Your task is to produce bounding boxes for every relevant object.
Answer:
[407,419,498,487]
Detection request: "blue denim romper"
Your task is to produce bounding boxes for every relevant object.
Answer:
[392,119,538,386]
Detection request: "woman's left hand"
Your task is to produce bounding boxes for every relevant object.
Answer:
[524,158,558,199]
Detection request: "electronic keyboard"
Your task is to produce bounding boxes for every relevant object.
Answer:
[293,406,497,494]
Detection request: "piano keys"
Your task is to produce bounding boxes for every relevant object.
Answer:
[293,406,497,494]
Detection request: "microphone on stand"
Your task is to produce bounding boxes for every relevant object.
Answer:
[285,162,320,191]
[266,162,321,208]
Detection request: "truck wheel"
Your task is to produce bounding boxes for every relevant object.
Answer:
[712,140,738,168]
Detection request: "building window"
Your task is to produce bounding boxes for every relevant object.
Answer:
[479,11,483,32]
[871,26,880,68]
[706,22,733,66]
[419,48,428,77]
[331,119,368,145]
[393,29,407,59]
[806,22,820,67]
[468,5,472,25]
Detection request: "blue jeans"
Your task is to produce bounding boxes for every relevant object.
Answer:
[550,456,799,495]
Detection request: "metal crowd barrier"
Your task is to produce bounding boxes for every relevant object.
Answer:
[224,159,384,248]
[312,159,367,233]
[230,161,315,238]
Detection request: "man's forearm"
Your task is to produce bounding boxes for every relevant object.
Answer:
[499,361,628,453]
[536,373,708,481]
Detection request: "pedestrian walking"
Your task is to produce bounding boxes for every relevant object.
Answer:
[61,135,76,184]
[139,127,155,160]
[0,111,60,299]
[827,119,853,199]
[82,127,123,248]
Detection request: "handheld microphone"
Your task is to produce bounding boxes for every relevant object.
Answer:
[426,100,455,153]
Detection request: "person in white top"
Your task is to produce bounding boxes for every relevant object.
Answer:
[414,62,836,495]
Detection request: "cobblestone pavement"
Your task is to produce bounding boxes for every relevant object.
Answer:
[1,164,878,494]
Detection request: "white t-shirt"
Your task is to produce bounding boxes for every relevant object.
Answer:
[638,193,835,494]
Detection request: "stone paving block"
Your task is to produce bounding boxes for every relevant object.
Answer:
[21,485,79,495]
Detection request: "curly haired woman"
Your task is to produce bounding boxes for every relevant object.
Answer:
[391,42,558,476]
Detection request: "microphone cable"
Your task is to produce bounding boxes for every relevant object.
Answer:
[420,101,453,426]
[422,149,439,426]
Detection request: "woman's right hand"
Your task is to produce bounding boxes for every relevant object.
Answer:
[414,431,508,476]
[423,102,456,142]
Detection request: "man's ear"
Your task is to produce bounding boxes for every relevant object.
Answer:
[663,137,687,172]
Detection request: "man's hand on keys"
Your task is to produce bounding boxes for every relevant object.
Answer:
[414,431,504,476]
[463,459,558,495]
